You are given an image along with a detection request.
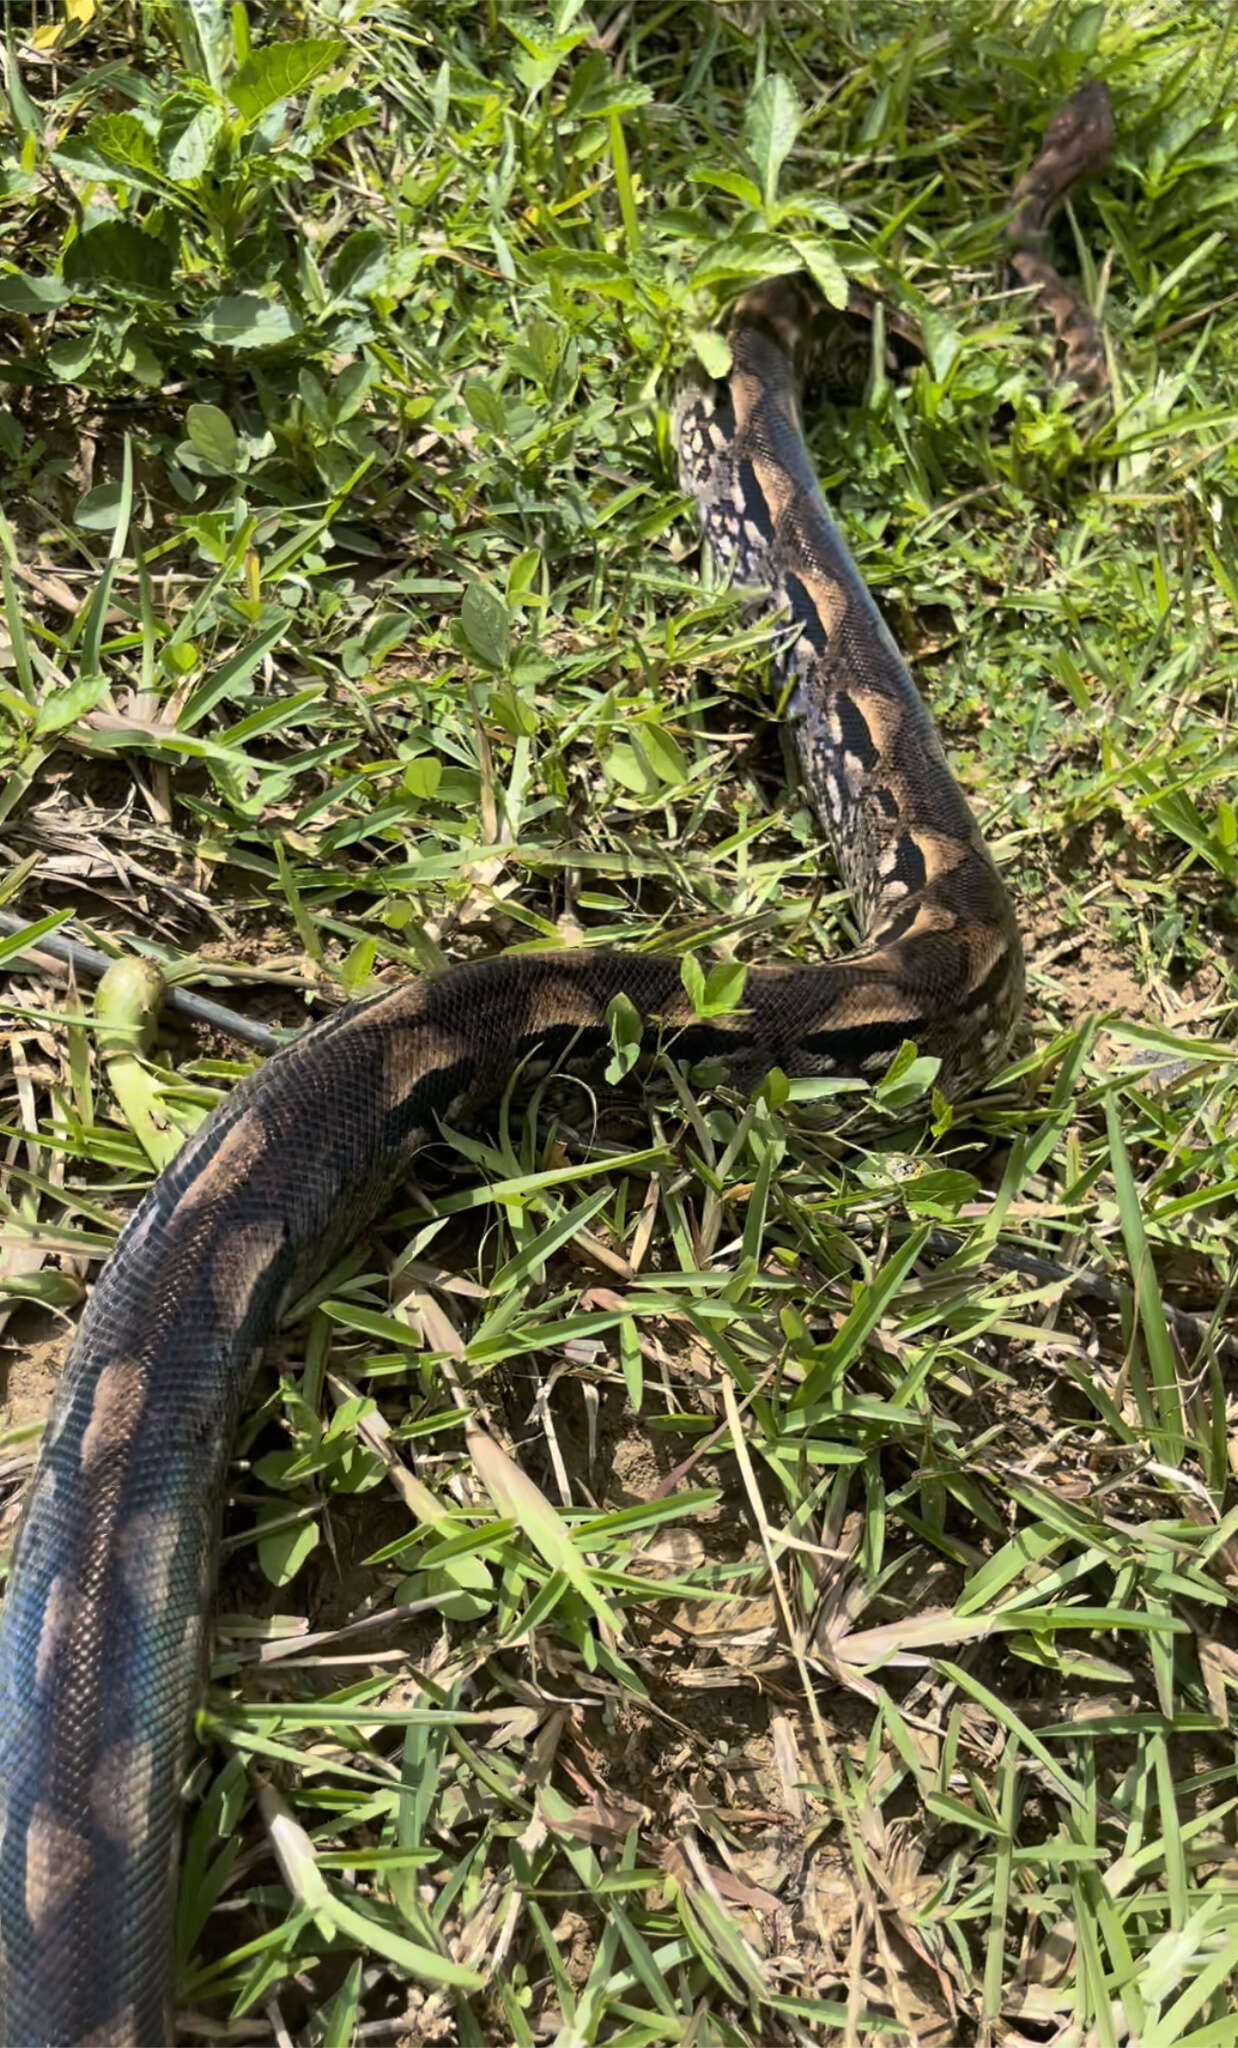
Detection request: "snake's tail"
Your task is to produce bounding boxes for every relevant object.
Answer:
[1005,80,1115,396]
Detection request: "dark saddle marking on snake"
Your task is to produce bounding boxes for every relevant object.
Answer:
[0,84,1112,2047]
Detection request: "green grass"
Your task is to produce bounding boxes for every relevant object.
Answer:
[2,0,1237,2042]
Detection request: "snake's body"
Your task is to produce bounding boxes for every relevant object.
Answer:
[0,86,1111,2046]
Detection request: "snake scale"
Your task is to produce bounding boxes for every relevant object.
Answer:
[0,84,1112,2047]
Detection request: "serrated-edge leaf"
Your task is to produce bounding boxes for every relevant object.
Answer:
[228,38,347,123]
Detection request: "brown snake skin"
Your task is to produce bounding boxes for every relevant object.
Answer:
[0,84,1112,2047]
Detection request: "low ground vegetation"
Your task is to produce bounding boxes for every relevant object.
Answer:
[0,1,1235,2041]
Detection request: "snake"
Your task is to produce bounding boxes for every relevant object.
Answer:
[0,83,1112,2047]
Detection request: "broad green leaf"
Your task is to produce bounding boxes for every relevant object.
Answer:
[197,293,297,348]
[257,1514,320,1587]
[680,952,707,1015]
[491,682,536,736]
[507,547,541,600]
[0,1271,80,1310]
[160,640,199,678]
[920,306,962,381]
[47,333,98,379]
[158,90,225,181]
[298,368,330,428]
[745,74,802,209]
[689,166,764,209]
[790,234,849,311]
[398,1553,493,1623]
[636,722,688,786]
[903,1167,980,1220]
[460,581,509,670]
[331,360,373,421]
[678,954,747,1019]
[874,1043,941,1108]
[689,231,795,288]
[56,113,169,197]
[166,0,230,86]
[402,755,442,800]
[702,959,747,1016]
[121,336,164,386]
[330,228,386,299]
[758,1066,789,1111]
[314,87,375,151]
[528,248,635,300]
[603,743,657,795]
[1065,2,1106,53]
[0,272,69,313]
[605,990,643,1084]
[33,672,112,735]
[63,221,173,294]
[4,37,41,140]
[186,402,239,470]
[463,381,507,435]
[74,482,127,532]
[228,38,346,123]
[688,326,731,380]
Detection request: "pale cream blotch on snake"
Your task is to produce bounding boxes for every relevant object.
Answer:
[0,85,1112,2047]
